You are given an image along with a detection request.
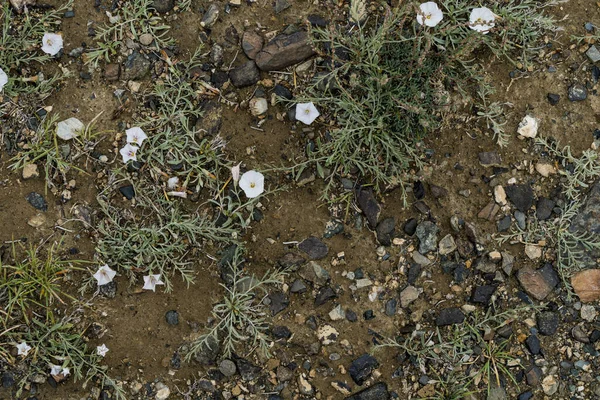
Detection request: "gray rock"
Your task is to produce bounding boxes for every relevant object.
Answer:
[478,152,502,166]
[290,279,307,293]
[501,252,515,276]
[537,311,559,336]
[569,180,600,267]
[536,197,555,220]
[471,285,496,304]
[210,44,224,67]
[219,359,237,377]
[400,286,419,308]
[229,61,260,88]
[26,192,47,211]
[123,51,151,80]
[274,0,291,13]
[345,383,389,400]
[268,291,289,315]
[298,261,330,286]
[165,310,179,325]
[255,31,316,71]
[514,210,526,230]
[193,335,220,365]
[277,253,306,269]
[385,298,397,316]
[587,45,600,63]
[415,221,439,254]
[497,215,511,232]
[298,236,329,260]
[375,217,395,246]
[99,281,117,298]
[568,83,587,101]
[315,286,336,306]
[438,234,456,255]
[505,184,534,212]
[235,358,260,381]
[200,3,219,28]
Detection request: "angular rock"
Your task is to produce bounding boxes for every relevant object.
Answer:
[504,184,534,212]
[537,311,559,335]
[517,264,559,300]
[400,286,419,308]
[200,3,219,28]
[299,261,330,286]
[151,0,175,13]
[587,45,600,62]
[536,197,554,220]
[478,152,502,166]
[268,291,289,315]
[277,252,305,269]
[438,234,456,255]
[104,63,120,81]
[569,180,600,268]
[478,202,500,221]
[525,334,541,355]
[242,31,264,59]
[193,335,220,365]
[415,221,439,254]
[235,358,261,381]
[274,0,291,14]
[436,308,465,326]
[516,115,539,138]
[571,269,600,302]
[255,31,316,71]
[123,51,151,80]
[356,187,380,228]
[315,286,336,306]
[568,83,587,101]
[547,93,560,105]
[298,236,328,260]
[375,217,395,246]
[348,354,379,385]
[471,285,496,304]
[229,61,260,88]
[345,383,389,400]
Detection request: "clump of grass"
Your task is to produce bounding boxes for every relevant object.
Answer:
[499,137,600,295]
[293,0,560,201]
[0,243,83,326]
[4,317,125,399]
[185,247,286,360]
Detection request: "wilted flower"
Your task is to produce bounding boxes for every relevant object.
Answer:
[61,367,70,377]
[41,33,63,56]
[0,67,8,91]
[49,364,62,376]
[416,2,443,27]
[143,274,164,292]
[167,177,179,189]
[239,170,264,198]
[231,162,242,186]
[119,143,139,163]
[93,265,116,286]
[97,344,109,357]
[469,7,497,33]
[295,102,320,125]
[125,127,148,145]
[16,342,32,356]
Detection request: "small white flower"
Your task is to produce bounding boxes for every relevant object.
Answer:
[295,102,320,125]
[125,127,148,145]
[231,162,242,186]
[41,33,63,56]
[61,367,70,377]
[93,265,116,286]
[469,7,497,33]
[120,143,139,163]
[96,344,109,357]
[167,177,179,189]
[49,364,62,376]
[239,170,265,198]
[416,2,444,27]
[16,342,32,356]
[143,274,164,292]
[0,67,8,92]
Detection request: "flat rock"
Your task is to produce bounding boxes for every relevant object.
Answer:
[471,285,496,304]
[438,234,456,255]
[315,286,336,306]
[568,83,587,101]
[571,269,600,302]
[22,163,39,179]
[255,31,316,71]
[516,115,539,138]
[478,202,500,221]
[345,383,389,400]
[277,253,305,269]
[505,184,534,212]
[123,51,151,80]
[298,236,328,260]
[242,31,264,59]
[517,264,559,300]
[479,152,502,166]
[536,197,554,220]
[268,291,289,315]
[400,286,419,308]
[436,308,465,326]
[56,117,84,140]
[229,61,260,88]
[537,311,559,335]
[356,187,380,228]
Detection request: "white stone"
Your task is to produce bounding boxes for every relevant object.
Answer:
[517,115,540,138]
[56,117,84,140]
[249,97,268,116]
[22,163,39,179]
[494,185,507,205]
[155,387,170,400]
[535,163,556,177]
[525,244,542,260]
[542,375,559,395]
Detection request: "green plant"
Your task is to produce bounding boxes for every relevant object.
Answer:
[0,243,83,326]
[185,248,286,360]
[4,318,125,399]
[85,0,175,67]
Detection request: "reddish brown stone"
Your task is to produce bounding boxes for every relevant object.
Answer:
[255,31,315,71]
[242,31,264,60]
[104,63,120,81]
[478,202,500,221]
[572,269,600,302]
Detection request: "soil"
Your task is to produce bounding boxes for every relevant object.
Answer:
[1,0,600,399]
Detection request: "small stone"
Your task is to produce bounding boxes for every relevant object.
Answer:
[298,236,329,260]
[535,162,556,177]
[525,334,541,355]
[155,387,170,400]
[525,366,542,386]
[385,298,397,316]
[345,383,389,400]
[26,192,47,211]
[317,324,338,345]
[497,216,511,232]
[356,187,380,228]
[165,310,179,325]
[415,221,439,254]
[329,304,346,321]
[254,31,316,71]
[478,152,502,166]
[22,163,39,179]
[580,304,597,322]
[56,117,84,140]
[536,197,555,220]
[514,210,526,230]
[571,269,600,302]
[104,63,120,81]
[314,286,336,306]
[139,33,153,46]
[438,234,456,255]
[430,184,448,199]
[505,184,534,212]
[537,311,559,335]
[242,31,264,59]
[541,375,558,395]
[478,202,500,221]
[403,218,418,236]
[229,61,260,88]
[348,354,379,385]
[471,285,496,304]
[298,374,313,395]
[494,185,507,205]
[123,51,151,80]
[568,83,587,101]
[119,185,135,200]
[436,308,465,326]
[249,97,268,116]
[274,0,290,14]
[151,0,174,13]
[268,291,289,315]
[290,279,307,293]
[27,214,46,227]
[586,45,600,62]
[517,115,539,138]
[547,93,560,105]
[400,286,419,308]
[200,3,219,28]
[375,217,395,246]
[517,264,559,301]
[219,359,237,377]
[524,244,542,260]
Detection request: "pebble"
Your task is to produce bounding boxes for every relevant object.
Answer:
[542,375,559,395]
[571,269,600,302]
[348,354,379,385]
[517,115,539,138]
[26,192,47,211]
[200,3,219,28]
[436,308,465,326]
[580,304,597,322]
[165,310,179,325]
[249,97,268,116]
[514,210,526,230]
[568,83,587,101]
[547,93,560,105]
[219,359,237,377]
[586,45,600,63]
[22,163,39,179]
[27,214,46,227]
[415,221,439,254]
[517,264,559,301]
[403,218,418,236]
[298,236,329,260]
[155,387,170,400]
[524,244,542,260]
[56,117,84,140]
[505,183,534,212]
[329,304,346,321]
[317,325,338,345]
[400,286,419,308]
[535,162,556,177]
[537,311,559,335]
[438,234,456,255]
[494,185,507,205]
[139,33,153,46]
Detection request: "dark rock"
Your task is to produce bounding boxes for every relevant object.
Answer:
[430,184,448,199]
[348,354,379,385]
[165,310,179,325]
[525,366,542,386]
[209,44,224,67]
[413,201,430,215]
[193,335,220,366]
[255,31,315,71]
[64,10,75,17]
[235,358,261,381]
[536,197,555,220]
[315,286,336,306]
[407,264,421,285]
[269,291,289,315]
[218,244,238,285]
[415,221,439,254]
[456,237,474,258]
[514,210,526,230]
[345,382,389,400]
[497,215,511,232]
[123,51,151,80]
[2,372,14,388]
[323,220,344,238]
[299,261,330,286]
[307,14,328,27]
[210,71,229,88]
[197,101,222,136]
[363,309,374,320]
[517,391,533,400]
[478,202,500,221]
[104,63,120,81]
[525,334,541,355]
[505,184,534,212]
[413,181,425,200]
[119,184,135,200]
[274,0,290,14]
[590,329,600,342]
[568,83,587,101]
[471,285,496,304]
[547,93,560,105]
[229,61,260,88]
[200,4,219,29]
[436,308,465,326]
[376,217,395,246]
[517,264,559,300]
[569,180,600,267]
[99,281,117,298]
[242,31,264,59]
[403,218,418,236]
[224,24,239,45]
[537,311,559,335]
[479,152,502,166]
[290,279,307,293]
[26,192,47,211]
[298,236,328,260]
[356,187,380,228]
[271,325,292,340]
[346,309,358,322]
[151,0,174,13]
[385,298,397,316]
[273,84,292,100]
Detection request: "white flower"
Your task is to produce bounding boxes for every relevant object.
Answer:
[239,170,265,198]
[93,265,116,286]
[469,7,497,33]
[295,102,320,125]
[49,364,62,376]
[231,162,242,186]
[119,143,139,163]
[61,367,70,377]
[143,274,164,292]
[167,177,179,189]
[0,67,8,92]
[96,344,109,357]
[125,127,148,145]
[56,117,84,140]
[41,33,63,56]
[16,342,32,356]
[416,2,443,27]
